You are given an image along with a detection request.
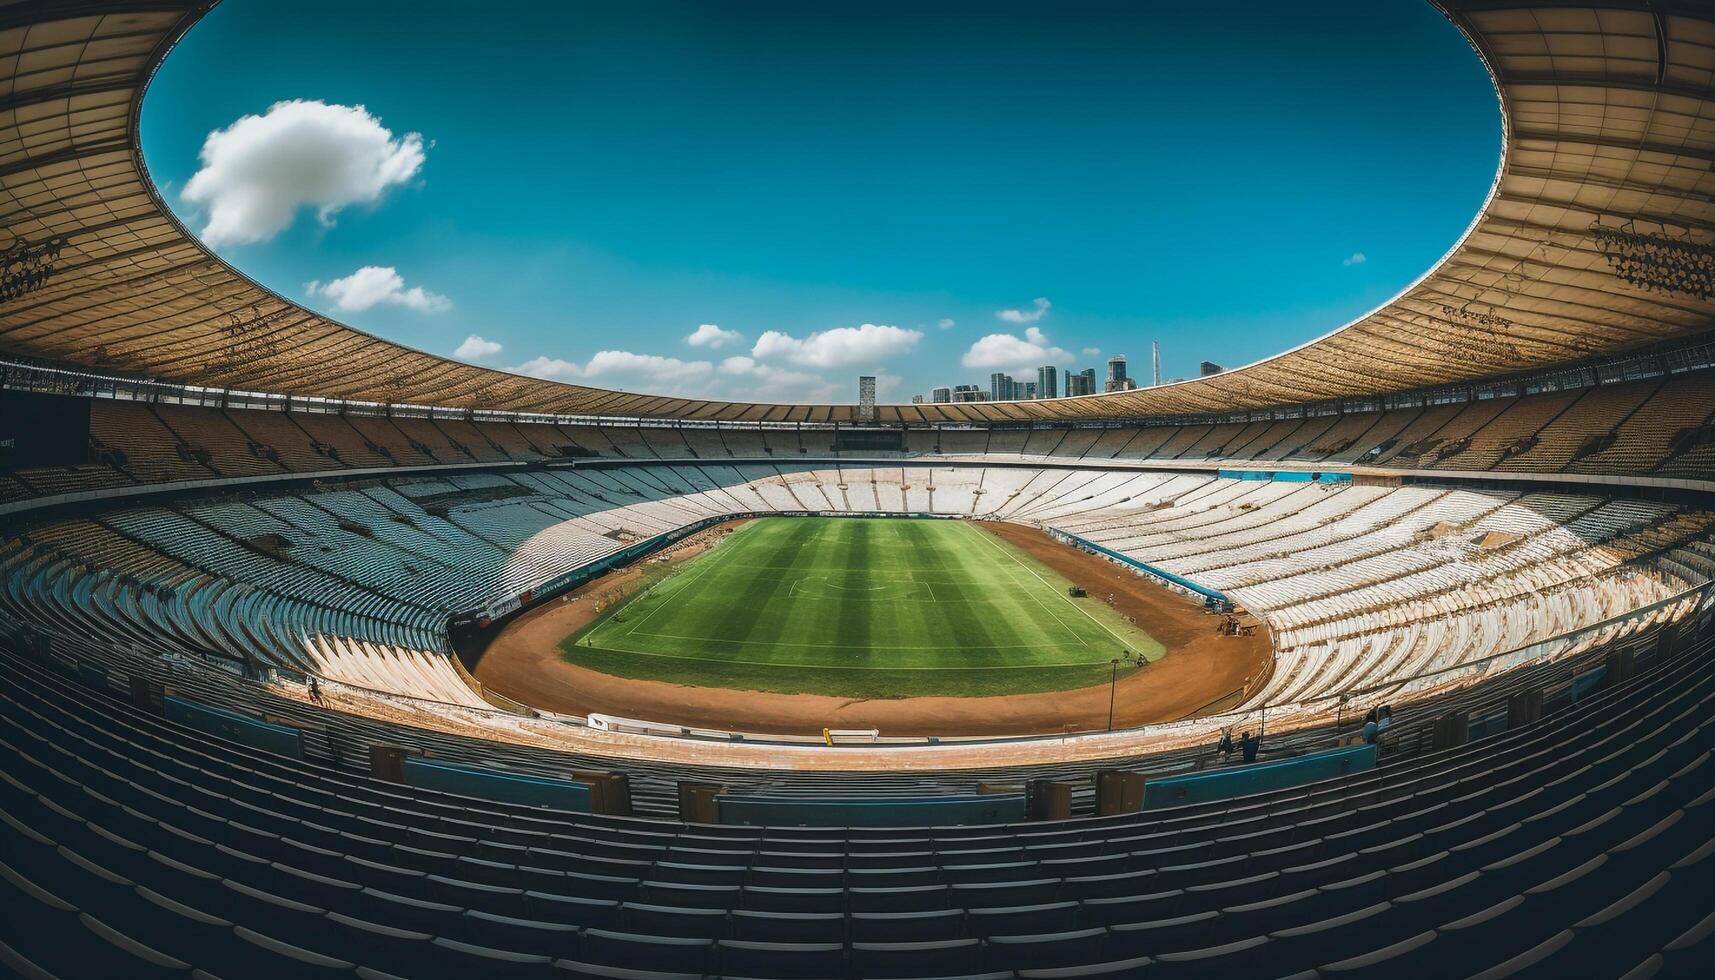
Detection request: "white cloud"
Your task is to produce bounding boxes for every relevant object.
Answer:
[1343,251,1367,266]
[512,356,583,381]
[751,323,922,368]
[514,349,838,401]
[181,100,425,246]
[718,356,841,403]
[1081,346,1101,356]
[453,335,502,360]
[997,297,1051,324]
[515,350,714,390]
[684,323,743,348]
[535,350,712,383]
[305,266,449,313]
[961,326,1075,375]
[937,318,956,330]
[587,350,715,384]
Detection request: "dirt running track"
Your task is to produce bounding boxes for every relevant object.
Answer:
[472,520,1273,737]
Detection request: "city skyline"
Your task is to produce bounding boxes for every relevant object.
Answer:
[921,352,1152,404]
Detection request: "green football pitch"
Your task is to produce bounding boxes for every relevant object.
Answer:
[561,516,1164,698]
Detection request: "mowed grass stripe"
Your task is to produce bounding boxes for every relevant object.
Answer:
[601,520,1114,660]
[912,519,1050,669]
[608,520,1126,659]
[564,517,1164,698]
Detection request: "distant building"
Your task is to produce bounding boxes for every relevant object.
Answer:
[1105,355,1129,393]
[910,394,925,404]
[930,386,951,404]
[1078,367,1097,395]
[1023,381,1037,399]
[952,384,985,403]
[1200,361,1224,377]
[1066,368,1097,397]
[1152,342,1162,387]
[990,372,1021,402]
[1037,365,1059,399]
[857,375,876,422]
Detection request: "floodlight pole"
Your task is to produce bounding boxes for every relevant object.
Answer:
[1108,659,1119,732]
[1107,651,1131,732]
[1259,650,1277,743]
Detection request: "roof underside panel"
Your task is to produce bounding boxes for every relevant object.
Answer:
[1,1,1713,422]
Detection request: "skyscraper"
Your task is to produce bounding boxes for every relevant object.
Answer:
[930,385,951,403]
[1105,355,1132,393]
[1037,365,1059,399]
[989,372,1015,402]
[1066,368,1097,397]
[857,375,876,422]
[1200,361,1224,376]
[1152,342,1162,387]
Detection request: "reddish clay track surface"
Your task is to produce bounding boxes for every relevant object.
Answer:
[473,520,1273,737]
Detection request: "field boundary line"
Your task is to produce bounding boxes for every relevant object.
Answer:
[606,519,755,639]
[960,521,1102,648]
[970,522,1144,655]
[982,532,1091,645]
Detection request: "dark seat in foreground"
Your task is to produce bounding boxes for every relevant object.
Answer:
[1,631,1713,978]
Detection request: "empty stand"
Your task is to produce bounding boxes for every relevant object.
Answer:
[0,603,1709,977]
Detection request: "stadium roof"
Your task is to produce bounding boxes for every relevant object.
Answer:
[2,1,1714,423]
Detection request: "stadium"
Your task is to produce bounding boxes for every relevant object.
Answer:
[2,0,1714,976]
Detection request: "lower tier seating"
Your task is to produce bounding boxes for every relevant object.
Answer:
[4,466,1707,748]
[0,620,1710,978]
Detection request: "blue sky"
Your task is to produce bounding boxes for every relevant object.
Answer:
[142,0,1499,404]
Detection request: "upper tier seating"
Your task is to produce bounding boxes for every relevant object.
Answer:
[7,370,1714,508]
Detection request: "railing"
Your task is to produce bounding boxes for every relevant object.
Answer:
[1048,528,1229,602]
